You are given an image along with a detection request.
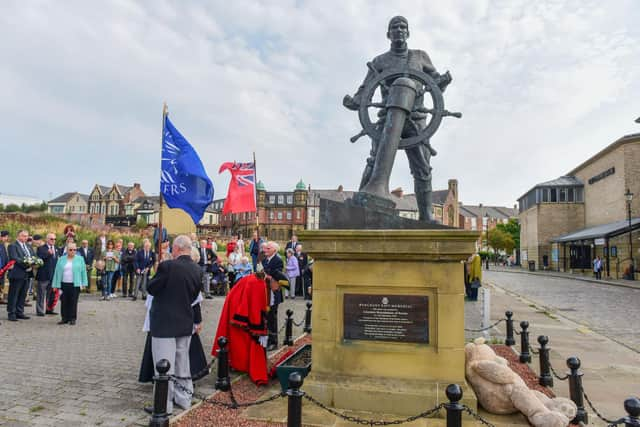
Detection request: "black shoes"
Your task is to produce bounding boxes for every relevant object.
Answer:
[17,315,30,320]
[69,320,76,325]
[8,316,17,322]
[37,313,45,317]
[57,320,68,325]
[46,311,57,315]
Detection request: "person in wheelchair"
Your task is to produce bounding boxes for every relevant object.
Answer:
[210,256,228,296]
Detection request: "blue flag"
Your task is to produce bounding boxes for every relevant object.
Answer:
[161,116,214,224]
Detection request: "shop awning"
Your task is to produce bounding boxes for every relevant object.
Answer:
[553,217,640,243]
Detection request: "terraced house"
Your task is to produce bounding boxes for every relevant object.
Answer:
[87,183,146,225]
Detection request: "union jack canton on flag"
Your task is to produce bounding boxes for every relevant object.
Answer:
[219,162,257,214]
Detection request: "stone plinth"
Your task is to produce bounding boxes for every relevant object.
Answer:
[298,229,480,416]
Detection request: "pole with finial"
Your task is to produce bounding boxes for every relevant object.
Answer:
[253,151,259,237]
[157,102,168,262]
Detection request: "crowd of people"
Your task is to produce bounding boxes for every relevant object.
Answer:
[0,225,314,413]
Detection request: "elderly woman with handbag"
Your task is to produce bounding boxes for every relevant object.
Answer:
[52,242,88,325]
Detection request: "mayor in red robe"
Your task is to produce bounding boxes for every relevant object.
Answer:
[212,273,270,385]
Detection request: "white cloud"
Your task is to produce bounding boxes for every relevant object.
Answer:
[1,0,639,207]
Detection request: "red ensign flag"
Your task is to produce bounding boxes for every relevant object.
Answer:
[219,162,257,214]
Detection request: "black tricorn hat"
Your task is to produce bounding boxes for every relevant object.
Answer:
[268,269,288,283]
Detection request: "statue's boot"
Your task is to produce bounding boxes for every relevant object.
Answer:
[415,183,432,222]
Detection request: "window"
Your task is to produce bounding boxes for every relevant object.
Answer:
[286,195,293,204]
[269,196,275,204]
[269,212,274,220]
[296,209,301,220]
[286,211,292,220]
[550,188,557,202]
[278,195,284,204]
[559,188,567,202]
[277,212,283,220]
[575,188,583,202]
[542,188,549,202]
[471,217,477,231]
[568,188,575,202]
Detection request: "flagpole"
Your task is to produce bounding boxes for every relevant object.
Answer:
[253,151,259,237]
[158,102,168,262]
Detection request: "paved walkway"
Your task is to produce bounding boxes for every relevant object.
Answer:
[0,293,309,427]
[487,265,640,290]
[485,270,640,352]
[478,271,640,426]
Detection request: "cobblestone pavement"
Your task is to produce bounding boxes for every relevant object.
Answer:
[0,292,309,426]
[485,270,640,352]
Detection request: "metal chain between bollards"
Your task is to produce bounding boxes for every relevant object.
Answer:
[528,344,540,355]
[464,318,505,332]
[303,394,444,426]
[292,317,305,327]
[169,377,285,409]
[548,362,569,381]
[462,405,498,427]
[581,384,618,424]
[169,359,215,381]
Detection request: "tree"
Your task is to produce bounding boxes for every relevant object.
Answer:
[4,204,20,212]
[496,218,520,249]
[486,228,515,255]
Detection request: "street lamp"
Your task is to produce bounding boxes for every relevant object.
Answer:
[485,212,490,270]
[625,188,634,280]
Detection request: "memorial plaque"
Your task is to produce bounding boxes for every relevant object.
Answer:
[343,294,429,343]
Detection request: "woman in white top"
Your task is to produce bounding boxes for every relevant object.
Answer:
[52,242,87,325]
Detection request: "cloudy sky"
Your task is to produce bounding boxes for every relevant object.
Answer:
[2,0,639,207]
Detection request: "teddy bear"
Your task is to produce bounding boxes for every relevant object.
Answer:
[465,338,577,427]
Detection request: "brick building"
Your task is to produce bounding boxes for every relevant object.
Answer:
[87,183,146,225]
[217,180,308,240]
[306,179,461,229]
[518,132,640,278]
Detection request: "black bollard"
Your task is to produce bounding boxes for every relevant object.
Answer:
[283,309,294,346]
[505,311,516,346]
[445,384,464,427]
[622,397,640,427]
[537,335,553,387]
[287,372,305,427]
[303,301,312,334]
[567,356,588,424]
[519,321,531,363]
[215,336,231,392]
[149,359,171,427]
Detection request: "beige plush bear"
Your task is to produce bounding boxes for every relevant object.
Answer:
[465,338,577,427]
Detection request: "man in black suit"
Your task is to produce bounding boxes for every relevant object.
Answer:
[285,234,300,252]
[0,230,9,305]
[133,239,155,301]
[147,235,202,414]
[262,241,285,351]
[295,244,311,300]
[36,233,59,316]
[7,230,34,321]
[197,239,214,299]
[78,240,94,293]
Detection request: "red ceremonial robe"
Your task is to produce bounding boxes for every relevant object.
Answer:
[212,274,268,385]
